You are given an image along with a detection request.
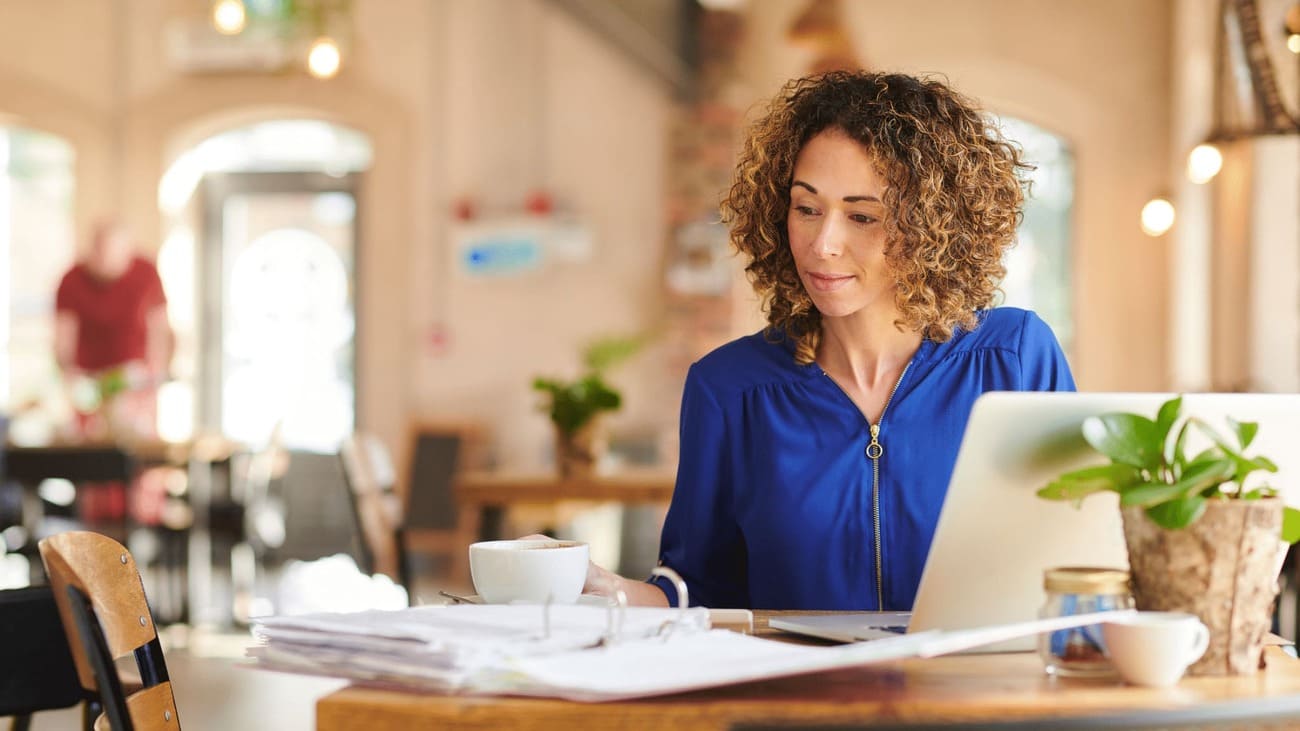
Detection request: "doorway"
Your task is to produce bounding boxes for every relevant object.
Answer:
[199,171,359,452]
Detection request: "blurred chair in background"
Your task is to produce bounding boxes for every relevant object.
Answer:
[402,423,480,591]
[339,432,409,593]
[339,425,479,599]
[39,530,180,731]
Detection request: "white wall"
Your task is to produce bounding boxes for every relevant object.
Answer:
[1250,137,1300,393]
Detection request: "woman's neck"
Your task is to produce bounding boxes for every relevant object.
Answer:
[816,308,923,392]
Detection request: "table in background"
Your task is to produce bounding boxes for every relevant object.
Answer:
[3,438,238,624]
[454,469,675,542]
[316,612,1300,731]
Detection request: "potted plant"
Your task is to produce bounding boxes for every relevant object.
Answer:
[1037,395,1300,675]
[532,335,643,477]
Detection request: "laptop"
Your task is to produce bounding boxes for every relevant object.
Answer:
[770,392,1300,650]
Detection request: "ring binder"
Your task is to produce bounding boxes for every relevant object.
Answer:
[650,566,689,641]
[599,589,629,647]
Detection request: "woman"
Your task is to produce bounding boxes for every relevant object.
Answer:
[591,70,1074,610]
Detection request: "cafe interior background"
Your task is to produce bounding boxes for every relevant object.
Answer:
[0,0,1297,725]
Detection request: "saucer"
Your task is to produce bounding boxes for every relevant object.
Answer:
[444,593,611,607]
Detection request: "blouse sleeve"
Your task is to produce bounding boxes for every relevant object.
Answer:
[1018,310,1076,392]
[647,363,748,608]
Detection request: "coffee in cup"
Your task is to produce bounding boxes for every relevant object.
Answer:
[468,539,590,604]
[1101,611,1210,687]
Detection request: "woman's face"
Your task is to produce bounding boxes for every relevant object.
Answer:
[787,127,895,321]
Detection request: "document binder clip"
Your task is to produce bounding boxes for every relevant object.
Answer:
[650,566,689,641]
[599,588,629,647]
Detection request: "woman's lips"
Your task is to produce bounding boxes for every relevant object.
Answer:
[806,272,854,292]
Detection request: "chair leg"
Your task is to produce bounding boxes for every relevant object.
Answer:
[10,713,33,731]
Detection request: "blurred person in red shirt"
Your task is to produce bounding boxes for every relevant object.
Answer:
[53,219,174,524]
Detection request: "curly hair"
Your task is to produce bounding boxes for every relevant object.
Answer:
[721,71,1032,365]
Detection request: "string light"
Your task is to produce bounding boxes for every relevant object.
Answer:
[212,0,247,35]
[1186,143,1224,184]
[307,37,342,79]
[1140,198,1176,237]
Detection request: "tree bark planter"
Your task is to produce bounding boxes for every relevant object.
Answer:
[555,418,606,478]
[1121,499,1282,676]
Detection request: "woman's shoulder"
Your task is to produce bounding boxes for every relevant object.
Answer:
[689,329,806,393]
[946,307,1053,352]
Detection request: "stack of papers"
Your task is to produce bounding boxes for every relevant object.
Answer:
[248,605,1134,702]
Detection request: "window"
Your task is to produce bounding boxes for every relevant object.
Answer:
[998,116,1075,353]
[0,126,75,442]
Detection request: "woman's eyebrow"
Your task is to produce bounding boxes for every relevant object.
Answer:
[792,180,881,204]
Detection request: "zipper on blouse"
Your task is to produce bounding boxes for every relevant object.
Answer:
[868,363,910,610]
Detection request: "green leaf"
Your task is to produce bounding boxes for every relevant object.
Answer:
[1119,482,1186,507]
[1082,413,1162,470]
[1155,396,1182,451]
[582,335,644,373]
[1253,456,1279,473]
[1120,458,1233,507]
[1228,417,1259,450]
[1282,507,1300,544]
[1144,495,1207,530]
[1036,464,1140,501]
[1171,421,1194,472]
[1191,419,1270,487]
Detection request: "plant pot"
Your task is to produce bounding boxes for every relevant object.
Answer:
[555,418,607,478]
[1121,499,1282,676]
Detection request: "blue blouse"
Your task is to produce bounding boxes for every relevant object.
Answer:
[649,307,1075,610]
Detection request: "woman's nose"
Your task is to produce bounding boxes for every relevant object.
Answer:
[811,216,844,257]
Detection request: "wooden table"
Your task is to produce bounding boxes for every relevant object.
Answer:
[456,469,675,505]
[315,613,1300,730]
[454,469,676,541]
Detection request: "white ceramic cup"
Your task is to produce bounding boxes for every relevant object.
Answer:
[468,539,590,604]
[1101,611,1210,687]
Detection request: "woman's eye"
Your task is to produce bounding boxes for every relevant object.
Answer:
[793,205,818,217]
[850,214,878,225]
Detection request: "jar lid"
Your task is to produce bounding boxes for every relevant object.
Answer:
[1043,566,1130,595]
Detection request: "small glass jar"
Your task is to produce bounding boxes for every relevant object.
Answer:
[1038,567,1133,677]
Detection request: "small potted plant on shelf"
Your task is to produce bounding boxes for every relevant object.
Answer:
[532,335,643,478]
[1037,395,1300,675]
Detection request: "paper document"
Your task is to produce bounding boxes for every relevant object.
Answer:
[249,604,1135,702]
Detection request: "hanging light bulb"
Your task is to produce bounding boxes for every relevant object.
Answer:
[1140,198,1176,237]
[212,0,247,35]
[307,37,342,79]
[1186,143,1223,184]
[1288,33,1300,54]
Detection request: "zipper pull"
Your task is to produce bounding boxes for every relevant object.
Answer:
[866,423,883,459]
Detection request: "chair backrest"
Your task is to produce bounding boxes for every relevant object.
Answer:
[39,531,180,731]
[0,586,82,718]
[403,426,468,532]
[339,433,406,586]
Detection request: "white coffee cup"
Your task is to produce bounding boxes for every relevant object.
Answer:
[1101,611,1210,687]
[468,539,590,604]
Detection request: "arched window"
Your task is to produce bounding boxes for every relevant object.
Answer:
[998,116,1075,353]
[0,125,75,442]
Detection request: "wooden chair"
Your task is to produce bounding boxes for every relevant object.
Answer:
[401,423,483,588]
[0,586,82,731]
[38,531,180,731]
[339,432,410,592]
